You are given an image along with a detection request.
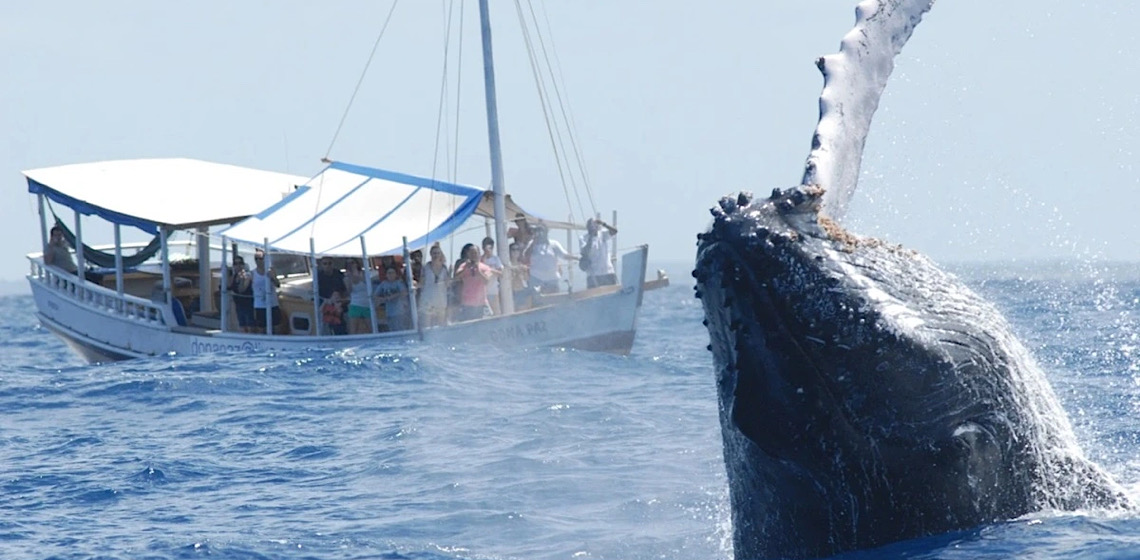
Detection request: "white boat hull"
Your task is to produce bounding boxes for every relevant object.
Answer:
[30,247,649,362]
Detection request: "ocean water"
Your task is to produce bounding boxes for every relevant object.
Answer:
[3,261,1140,560]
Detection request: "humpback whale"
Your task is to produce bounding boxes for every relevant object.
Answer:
[696,187,1130,559]
[695,1,1133,559]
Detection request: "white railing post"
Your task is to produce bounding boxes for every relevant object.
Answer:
[74,212,86,286]
[161,228,171,303]
[37,195,47,257]
[113,223,124,297]
[360,236,378,334]
[197,226,212,314]
[403,236,419,333]
[220,240,229,333]
[310,238,320,336]
[263,238,273,336]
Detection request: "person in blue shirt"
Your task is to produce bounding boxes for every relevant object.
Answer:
[373,267,410,332]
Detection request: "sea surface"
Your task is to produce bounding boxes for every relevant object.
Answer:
[3,261,1140,560]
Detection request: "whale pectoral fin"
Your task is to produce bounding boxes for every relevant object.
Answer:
[729,338,798,459]
[730,359,826,463]
[730,356,767,446]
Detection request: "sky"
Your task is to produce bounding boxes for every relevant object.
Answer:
[2,0,1139,289]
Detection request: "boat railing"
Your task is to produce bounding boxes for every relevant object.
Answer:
[27,256,169,327]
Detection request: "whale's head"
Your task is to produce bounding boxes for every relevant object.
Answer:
[694,185,1052,551]
[694,186,992,461]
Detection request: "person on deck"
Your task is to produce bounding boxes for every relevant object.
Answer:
[523,224,576,294]
[508,242,531,310]
[507,213,534,250]
[579,218,619,288]
[227,255,256,333]
[410,249,424,287]
[373,267,410,332]
[43,225,78,274]
[344,259,372,335]
[419,244,450,328]
[315,257,347,335]
[454,243,499,322]
[481,236,505,315]
[251,251,282,334]
[320,291,344,336]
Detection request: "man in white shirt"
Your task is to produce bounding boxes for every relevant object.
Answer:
[524,224,576,294]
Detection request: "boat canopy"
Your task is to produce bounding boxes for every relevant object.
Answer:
[24,158,308,233]
[220,160,581,257]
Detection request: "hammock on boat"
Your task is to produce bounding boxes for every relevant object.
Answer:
[51,217,162,269]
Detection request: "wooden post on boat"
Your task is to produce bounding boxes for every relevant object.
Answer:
[113,224,124,297]
[263,237,273,336]
[360,236,378,334]
[73,211,86,285]
[310,238,320,336]
[477,0,514,317]
[220,240,229,333]
[403,236,419,333]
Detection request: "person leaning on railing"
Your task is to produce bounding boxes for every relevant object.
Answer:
[43,224,105,284]
[43,225,78,274]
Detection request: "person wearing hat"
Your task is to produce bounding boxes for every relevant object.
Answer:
[507,213,534,250]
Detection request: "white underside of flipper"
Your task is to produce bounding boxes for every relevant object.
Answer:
[802,0,937,221]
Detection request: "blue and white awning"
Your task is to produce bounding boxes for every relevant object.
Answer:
[220,161,485,256]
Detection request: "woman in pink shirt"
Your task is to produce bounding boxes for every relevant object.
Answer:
[453,243,499,322]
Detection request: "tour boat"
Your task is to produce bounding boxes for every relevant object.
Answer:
[23,2,650,363]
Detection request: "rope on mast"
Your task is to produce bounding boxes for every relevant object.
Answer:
[528,0,598,213]
[512,0,582,224]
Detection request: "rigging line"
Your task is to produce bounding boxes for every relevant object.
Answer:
[520,0,592,223]
[447,0,465,262]
[428,0,460,246]
[323,0,401,160]
[314,0,399,246]
[531,0,597,214]
[520,0,589,220]
[435,0,455,184]
[512,0,582,225]
[451,0,465,185]
[307,163,330,240]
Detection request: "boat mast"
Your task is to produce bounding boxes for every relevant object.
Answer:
[477,0,515,315]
